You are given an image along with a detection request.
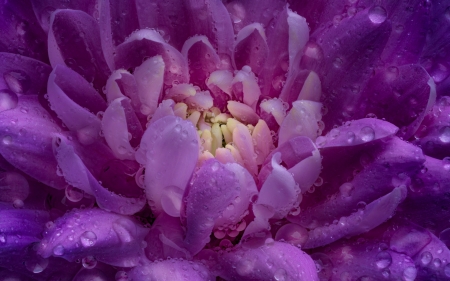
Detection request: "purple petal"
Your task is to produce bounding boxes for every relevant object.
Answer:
[232,123,258,176]
[182,36,221,89]
[0,0,48,61]
[48,9,110,92]
[0,95,66,189]
[232,67,261,110]
[280,70,321,106]
[115,29,189,88]
[216,241,319,281]
[54,135,146,215]
[233,23,268,74]
[38,208,148,267]
[129,259,214,281]
[183,159,240,255]
[0,53,51,96]
[136,116,199,216]
[47,66,102,145]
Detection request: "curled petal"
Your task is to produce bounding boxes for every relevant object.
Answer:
[260,98,288,126]
[48,9,110,91]
[54,135,146,215]
[0,96,66,189]
[232,66,261,110]
[278,100,322,145]
[304,185,407,249]
[115,29,189,88]
[136,116,199,216]
[38,208,148,267]
[183,159,240,255]
[288,146,321,193]
[217,241,319,281]
[102,98,136,160]
[129,259,213,281]
[47,66,102,145]
[206,69,233,110]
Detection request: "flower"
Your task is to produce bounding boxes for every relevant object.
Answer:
[0,0,449,280]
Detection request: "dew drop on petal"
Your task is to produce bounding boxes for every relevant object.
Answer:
[65,186,84,202]
[53,244,65,256]
[80,231,97,247]
[339,182,354,198]
[420,251,432,265]
[115,271,128,281]
[375,251,392,269]
[347,131,355,144]
[25,256,49,273]
[368,6,387,24]
[274,268,287,281]
[444,263,450,277]
[439,126,450,143]
[360,126,375,142]
[433,258,442,267]
[402,266,417,281]
[2,136,12,145]
[82,256,97,269]
[3,70,30,94]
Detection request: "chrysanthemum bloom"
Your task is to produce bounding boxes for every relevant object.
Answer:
[0,0,449,280]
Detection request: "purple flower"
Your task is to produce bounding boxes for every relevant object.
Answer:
[0,0,448,280]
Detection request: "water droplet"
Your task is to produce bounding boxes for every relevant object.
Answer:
[444,263,450,277]
[314,177,323,187]
[3,70,30,94]
[339,182,354,198]
[402,266,417,281]
[53,244,64,256]
[368,6,387,24]
[13,199,24,208]
[439,126,450,143]
[333,57,343,68]
[80,231,97,247]
[115,271,128,281]
[82,255,97,269]
[0,89,18,112]
[347,131,355,143]
[174,124,182,132]
[211,161,220,172]
[2,136,12,145]
[375,251,392,269]
[420,251,432,265]
[25,256,49,273]
[434,258,442,267]
[360,126,375,142]
[0,233,6,243]
[274,268,287,281]
[65,186,84,202]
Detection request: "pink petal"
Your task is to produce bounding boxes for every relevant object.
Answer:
[129,259,213,281]
[233,23,268,73]
[227,100,259,125]
[232,66,261,110]
[232,123,258,176]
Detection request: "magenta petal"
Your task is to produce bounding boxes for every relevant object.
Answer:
[183,159,240,255]
[115,30,189,88]
[129,259,213,281]
[217,241,319,281]
[0,0,48,62]
[185,0,234,58]
[47,67,102,145]
[0,96,66,189]
[0,53,51,95]
[233,23,268,74]
[54,135,146,215]
[304,185,407,249]
[136,116,199,216]
[414,231,450,280]
[38,208,148,267]
[48,9,110,92]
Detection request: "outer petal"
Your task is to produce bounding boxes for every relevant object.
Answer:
[216,241,319,281]
[38,208,149,267]
[136,116,199,216]
[115,29,189,88]
[0,95,66,189]
[48,9,110,92]
[54,135,146,215]
[129,259,214,281]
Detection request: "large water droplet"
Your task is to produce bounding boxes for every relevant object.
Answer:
[65,186,84,202]
[3,70,30,94]
[53,244,65,256]
[368,6,387,24]
[439,126,450,143]
[25,256,49,273]
[402,266,417,281]
[420,251,432,265]
[82,256,97,269]
[360,126,375,142]
[444,263,450,277]
[80,231,97,247]
[375,251,392,269]
[0,89,18,112]
[115,271,128,281]
[274,268,287,281]
[339,182,354,198]
[2,136,12,145]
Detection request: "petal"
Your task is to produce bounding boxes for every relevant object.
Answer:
[278,100,322,145]
[115,29,189,88]
[232,66,261,110]
[206,69,233,110]
[54,135,146,215]
[0,53,51,95]
[303,185,407,249]
[183,159,240,255]
[136,116,199,216]
[0,96,66,189]
[182,36,221,89]
[102,97,136,160]
[129,259,213,281]
[280,70,321,105]
[227,101,259,125]
[38,208,148,267]
[252,119,275,165]
[47,66,102,145]
[48,9,110,92]
[133,55,165,116]
[232,123,258,176]
[217,241,319,281]
[0,0,48,61]
[233,23,268,73]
